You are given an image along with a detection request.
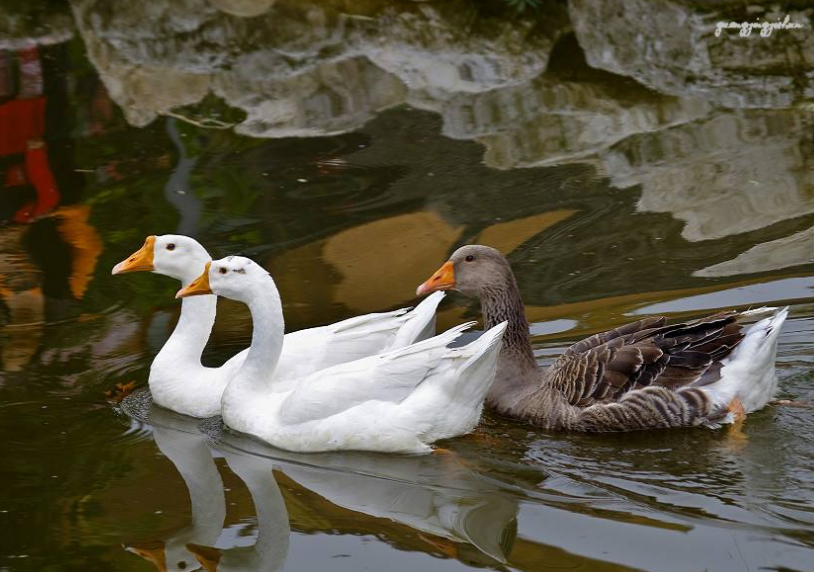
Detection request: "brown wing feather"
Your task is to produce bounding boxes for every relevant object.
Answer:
[546,312,745,407]
[562,316,666,356]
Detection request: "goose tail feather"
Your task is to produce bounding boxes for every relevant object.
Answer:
[392,291,445,347]
[701,306,788,416]
[450,322,508,404]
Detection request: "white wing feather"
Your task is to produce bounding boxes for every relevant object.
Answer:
[273,292,445,381]
[278,322,476,424]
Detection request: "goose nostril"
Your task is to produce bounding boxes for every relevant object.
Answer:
[433,276,439,281]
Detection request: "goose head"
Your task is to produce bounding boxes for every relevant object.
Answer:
[176,256,271,305]
[124,539,203,572]
[112,234,211,285]
[416,245,513,298]
[123,541,166,572]
[186,543,221,572]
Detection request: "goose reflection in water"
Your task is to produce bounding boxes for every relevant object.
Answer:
[186,449,291,572]
[210,432,518,567]
[120,389,518,570]
[121,396,226,572]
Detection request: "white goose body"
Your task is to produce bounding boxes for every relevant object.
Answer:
[113,235,445,418]
[181,256,507,454]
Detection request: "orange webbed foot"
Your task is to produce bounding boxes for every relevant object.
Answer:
[104,380,137,403]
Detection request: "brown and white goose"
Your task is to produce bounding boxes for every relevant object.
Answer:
[416,245,788,432]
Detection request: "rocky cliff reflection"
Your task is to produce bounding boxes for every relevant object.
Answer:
[696,226,814,278]
[69,0,562,135]
[609,110,814,243]
[68,0,813,130]
[569,0,814,109]
[66,0,814,264]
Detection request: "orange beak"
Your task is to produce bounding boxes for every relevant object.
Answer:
[112,236,156,275]
[176,262,212,298]
[186,543,221,572]
[416,261,455,296]
[123,540,167,572]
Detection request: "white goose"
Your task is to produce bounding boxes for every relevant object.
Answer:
[112,235,445,418]
[177,256,507,453]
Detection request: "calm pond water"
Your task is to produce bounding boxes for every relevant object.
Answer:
[2,1,814,571]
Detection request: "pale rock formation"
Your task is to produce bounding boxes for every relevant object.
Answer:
[0,4,74,50]
[439,76,711,168]
[695,225,814,277]
[209,0,276,18]
[604,110,814,241]
[213,56,406,138]
[365,2,552,97]
[68,0,559,134]
[569,0,814,109]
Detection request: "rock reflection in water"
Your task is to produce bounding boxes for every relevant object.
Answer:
[695,225,814,278]
[608,110,814,242]
[69,0,562,134]
[569,0,814,109]
[66,0,814,266]
[0,2,74,50]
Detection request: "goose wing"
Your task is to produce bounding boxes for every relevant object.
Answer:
[547,312,744,407]
[278,323,475,425]
[275,292,445,380]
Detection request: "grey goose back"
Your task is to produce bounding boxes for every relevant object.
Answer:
[417,245,787,432]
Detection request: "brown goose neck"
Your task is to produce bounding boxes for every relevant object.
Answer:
[480,279,535,365]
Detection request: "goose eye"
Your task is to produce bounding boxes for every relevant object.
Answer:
[219,267,228,275]
[166,243,176,251]
[465,255,475,262]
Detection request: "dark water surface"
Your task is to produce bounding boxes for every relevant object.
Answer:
[2,1,814,571]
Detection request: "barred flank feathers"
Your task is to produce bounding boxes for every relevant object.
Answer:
[574,386,725,432]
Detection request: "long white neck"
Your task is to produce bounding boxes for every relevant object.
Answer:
[154,273,216,367]
[224,456,290,571]
[151,427,226,541]
[234,275,285,391]
[245,468,290,567]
